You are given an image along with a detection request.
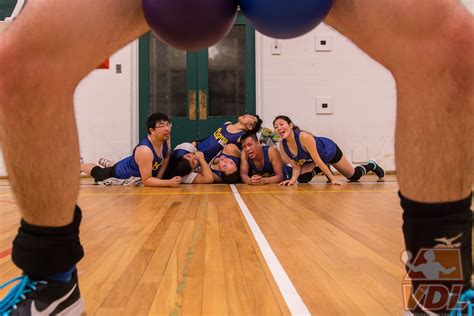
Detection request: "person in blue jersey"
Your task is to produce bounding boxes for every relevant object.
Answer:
[209,144,242,184]
[273,116,385,186]
[239,133,292,185]
[0,0,471,314]
[163,142,214,184]
[193,114,263,163]
[80,113,181,187]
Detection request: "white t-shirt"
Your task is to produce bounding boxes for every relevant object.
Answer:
[181,171,199,184]
[174,142,197,154]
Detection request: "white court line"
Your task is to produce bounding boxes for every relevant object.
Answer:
[230,184,311,316]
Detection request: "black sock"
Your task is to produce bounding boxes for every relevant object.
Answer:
[297,172,313,183]
[400,193,472,314]
[12,206,84,277]
[311,166,323,176]
[298,166,330,183]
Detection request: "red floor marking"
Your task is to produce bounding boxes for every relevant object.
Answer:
[0,248,12,259]
[0,200,16,205]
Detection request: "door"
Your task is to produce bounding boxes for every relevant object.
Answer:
[139,15,256,146]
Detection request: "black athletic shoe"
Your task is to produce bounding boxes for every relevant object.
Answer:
[0,270,84,315]
[368,159,385,179]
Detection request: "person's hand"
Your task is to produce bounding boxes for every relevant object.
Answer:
[195,151,205,160]
[279,179,296,186]
[330,179,343,186]
[168,176,182,187]
[251,175,264,185]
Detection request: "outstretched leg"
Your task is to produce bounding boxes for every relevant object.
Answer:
[325,1,473,313]
[0,0,149,314]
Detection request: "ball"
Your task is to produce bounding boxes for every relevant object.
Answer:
[142,0,238,51]
[239,0,333,39]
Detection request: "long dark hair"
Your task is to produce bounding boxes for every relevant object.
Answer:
[272,115,299,131]
[249,114,263,134]
[221,170,241,184]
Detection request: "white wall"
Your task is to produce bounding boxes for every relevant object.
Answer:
[256,0,473,172]
[0,41,139,176]
[75,41,139,165]
[256,24,397,170]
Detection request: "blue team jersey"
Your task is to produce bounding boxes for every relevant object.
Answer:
[248,146,293,180]
[114,137,168,179]
[248,146,275,177]
[211,153,241,178]
[282,129,337,165]
[196,123,245,163]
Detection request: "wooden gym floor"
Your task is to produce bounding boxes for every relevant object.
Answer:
[0,175,409,315]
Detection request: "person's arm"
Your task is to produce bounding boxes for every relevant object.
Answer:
[405,261,420,272]
[192,152,214,184]
[262,147,284,184]
[439,264,456,275]
[135,146,180,187]
[212,171,223,183]
[300,132,341,185]
[222,143,241,156]
[279,147,300,186]
[156,140,171,179]
[239,152,253,185]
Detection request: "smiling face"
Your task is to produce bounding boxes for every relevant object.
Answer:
[273,118,294,140]
[150,120,171,141]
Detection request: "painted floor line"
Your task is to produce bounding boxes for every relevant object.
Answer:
[0,248,12,259]
[230,184,310,316]
[0,188,399,199]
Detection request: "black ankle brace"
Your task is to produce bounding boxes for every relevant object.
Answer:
[12,206,84,276]
[400,192,472,314]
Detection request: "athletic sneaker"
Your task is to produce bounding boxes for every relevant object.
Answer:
[450,289,473,316]
[98,176,142,187]
[0,270,84,315]
[98,158,115,168]
[368,159,385,179]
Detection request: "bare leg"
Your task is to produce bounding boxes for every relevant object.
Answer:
[331,156,355,178]
[325,1,473,312]
[300,162,316,173]
[325,0,473,202]
[0,0,149,226]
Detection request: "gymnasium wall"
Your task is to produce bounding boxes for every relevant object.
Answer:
[0,41,139,177]
[256,24,397,170]
[74,43,139,168]
[0,0,472,176]
[255,0,474,171]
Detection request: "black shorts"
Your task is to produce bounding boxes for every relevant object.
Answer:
[91,166,115,182]
[328,145,343,164]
